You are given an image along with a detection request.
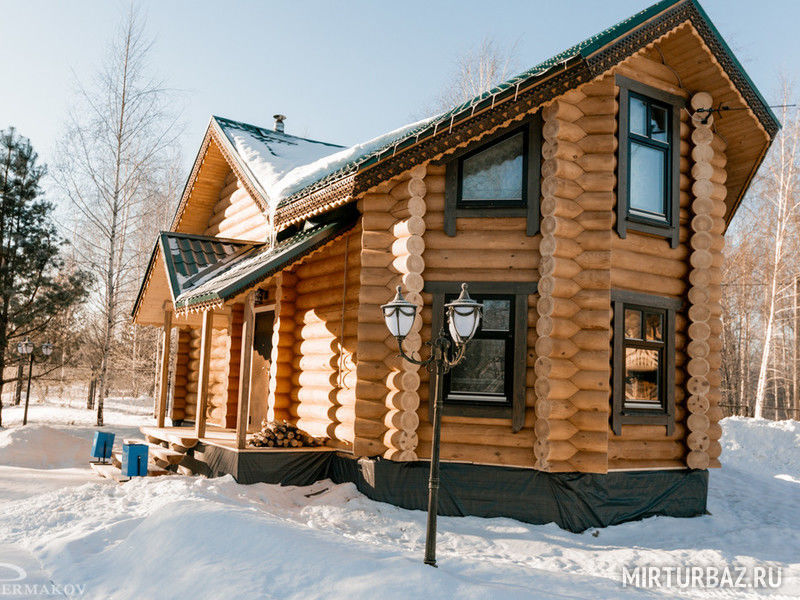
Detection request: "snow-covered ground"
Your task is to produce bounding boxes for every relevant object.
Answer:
[0,399,798,599]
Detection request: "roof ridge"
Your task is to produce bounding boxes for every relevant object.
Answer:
[276,0,777,209]
[205,0,777,225]
[213,115,346,149]
[274,1,686,206]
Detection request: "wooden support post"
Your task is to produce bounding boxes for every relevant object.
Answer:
[152,341,161,418]
[156,310,173,428]
[195,309,214,439]
[236,294,256,449]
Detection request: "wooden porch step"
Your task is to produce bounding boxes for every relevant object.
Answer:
[110,451,172,477]
[124,438,185,465]
[140,426,198,450]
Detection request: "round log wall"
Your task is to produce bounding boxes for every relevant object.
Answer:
[184,323,232,428]
[204,171,269,241]
[289,229,360,444]
[268,273,295,424]
[417,166,539,467]
[534,78,614,474]
[225,304,244,429]
[170,327,192,422]
[606,50,698,470]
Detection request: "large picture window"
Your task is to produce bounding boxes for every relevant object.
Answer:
[611,289,681,436]
[426,281,536,432]
[616,75,683,248]
[444,116,541,237]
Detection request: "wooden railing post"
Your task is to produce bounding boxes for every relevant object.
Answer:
[156,310,173,428]
[195,309,214,438]
[236,293,256,449]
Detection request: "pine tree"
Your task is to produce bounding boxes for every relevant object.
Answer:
[0,128,89,427]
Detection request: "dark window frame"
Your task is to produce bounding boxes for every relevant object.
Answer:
[616,74,684,249]
[425,281,536,432]
[443,114,541,237]
[442,293,516,406]
[611,289,682,436]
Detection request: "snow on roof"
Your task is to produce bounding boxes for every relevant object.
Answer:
[209,0,777,216]
[215,115,436,207]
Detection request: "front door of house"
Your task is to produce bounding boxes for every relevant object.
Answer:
[249,308,274,430]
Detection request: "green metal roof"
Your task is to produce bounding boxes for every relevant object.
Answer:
[158,232,256,302]
[271,0,778,206]
[173,216,356,310]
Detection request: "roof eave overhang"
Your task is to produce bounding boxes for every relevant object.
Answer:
[174,215,358,315]
[275,0,779,228]
[131,239,162,320]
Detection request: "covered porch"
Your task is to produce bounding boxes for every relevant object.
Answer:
[133,214,358,454]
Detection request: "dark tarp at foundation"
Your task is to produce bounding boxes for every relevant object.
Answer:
[187,443,709,533]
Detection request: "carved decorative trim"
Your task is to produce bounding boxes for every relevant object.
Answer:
[274,174,357,229]
[169,129,214,233]
[272,0,777,225]
[169,122,270,235]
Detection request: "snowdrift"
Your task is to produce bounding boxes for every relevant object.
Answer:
[719,416,800,478]
[0,417,797,599]
[0,425,88,468]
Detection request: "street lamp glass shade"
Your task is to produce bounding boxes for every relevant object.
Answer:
[18,339,34,355]
[445,284,482,345]
[41,343,53,356]
[381,286,418,339]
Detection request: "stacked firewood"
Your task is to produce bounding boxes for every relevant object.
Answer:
[249,420,321,448]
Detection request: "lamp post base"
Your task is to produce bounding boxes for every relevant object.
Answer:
[423,367,444,567]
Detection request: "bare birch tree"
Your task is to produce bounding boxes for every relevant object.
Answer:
[721,204,765,415]
[427,37,519,114]
[751,91,800,419]
[53,8,181,425]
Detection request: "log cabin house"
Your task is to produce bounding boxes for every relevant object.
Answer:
[132,0,779,530]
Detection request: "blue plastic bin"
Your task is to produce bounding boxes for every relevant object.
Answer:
[121,443,149,477]
[90,431,115,463]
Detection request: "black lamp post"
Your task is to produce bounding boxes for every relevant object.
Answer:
[18,340,53,426]
[382,283,482,567]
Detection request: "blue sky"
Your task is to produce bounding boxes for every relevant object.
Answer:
[1,0,797,175]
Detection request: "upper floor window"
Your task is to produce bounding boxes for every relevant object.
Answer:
[616,75,684,248]
[611,289,681,436]
[628,93,671,221]
[444,116,541,237]
[459,131,525,207]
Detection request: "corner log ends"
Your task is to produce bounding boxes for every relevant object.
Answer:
[686,91,726,470]
[355,167,428,460]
